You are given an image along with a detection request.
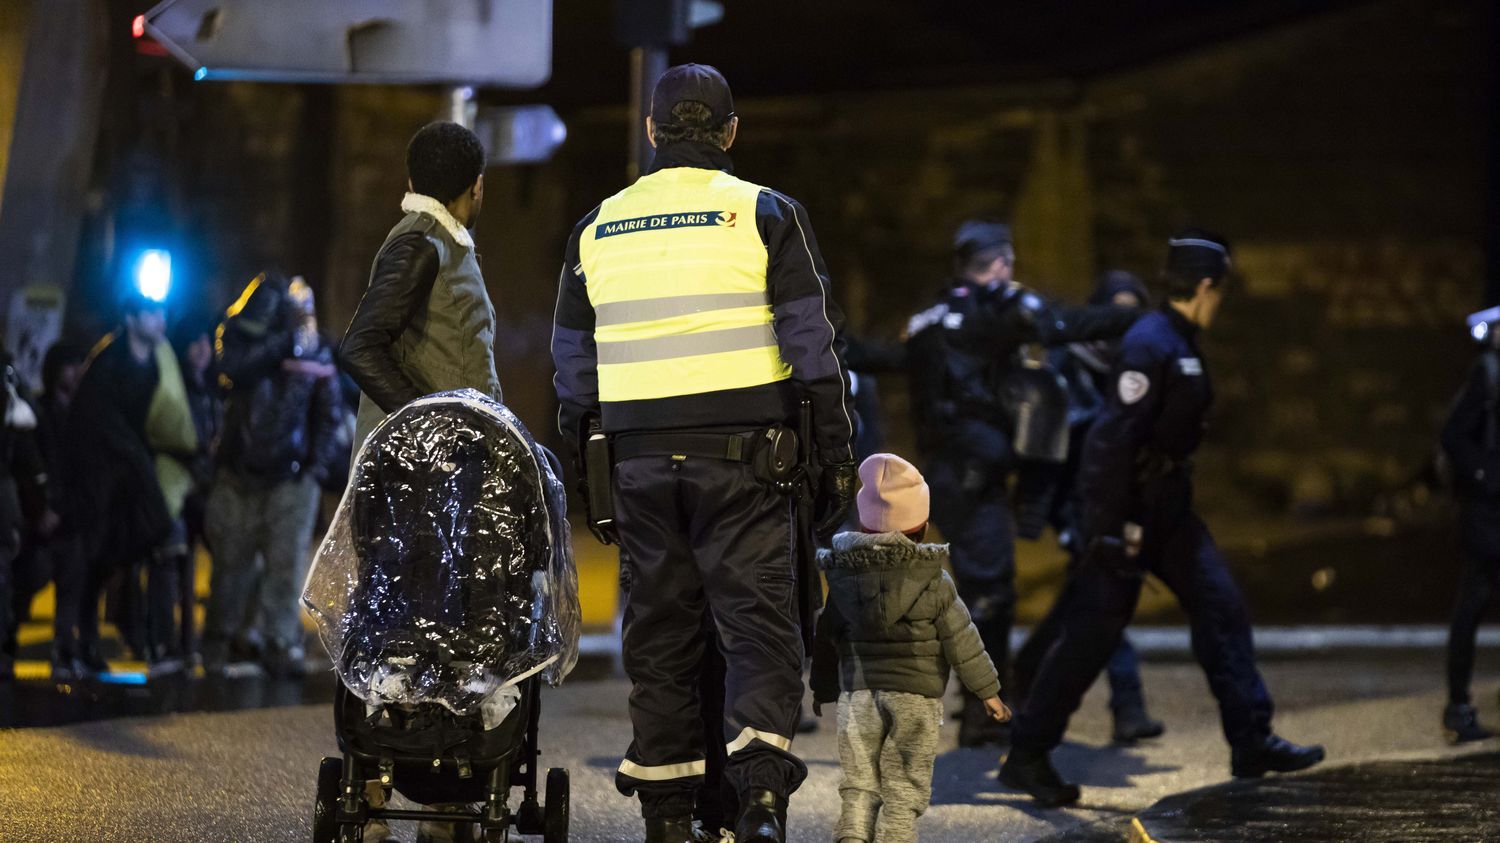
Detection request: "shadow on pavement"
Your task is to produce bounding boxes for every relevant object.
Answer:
[1053,740,1182,789]
[1135,751,1500,842]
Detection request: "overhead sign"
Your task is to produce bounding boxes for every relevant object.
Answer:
[142,0,552,86]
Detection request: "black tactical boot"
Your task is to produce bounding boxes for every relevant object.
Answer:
[1230,735,1325,778]
[958,695,1010,748]
[734,788,786,843]
[1111,703,1165,744]
[643,816,698,843]
[1443,703,1494,744]
[998,748,1080,808]
[77,640,110,676]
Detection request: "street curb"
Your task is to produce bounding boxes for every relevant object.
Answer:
[1128,817,1159,843]
[579,624,1500,658]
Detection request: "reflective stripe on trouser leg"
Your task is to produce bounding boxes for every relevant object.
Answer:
[618,757,708,782]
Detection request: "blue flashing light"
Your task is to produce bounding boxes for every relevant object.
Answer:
[93,670,149,686]
[134,249,173,302]
[194,67,208,81]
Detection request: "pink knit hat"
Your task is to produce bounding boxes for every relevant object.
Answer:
[856,453,930,534]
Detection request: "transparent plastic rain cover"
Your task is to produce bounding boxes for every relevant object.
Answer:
[303,389,581,716]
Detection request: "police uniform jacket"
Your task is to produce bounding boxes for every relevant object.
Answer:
[905,279,1136,452]
[1443,348,1500,500]
[1077,304,1212,544]
[552,141,853,462]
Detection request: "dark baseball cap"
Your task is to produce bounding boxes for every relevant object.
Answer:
[953,219,1013,262]
[650,63,735,128]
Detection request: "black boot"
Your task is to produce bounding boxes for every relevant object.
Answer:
[734,788,786,843]
[959,695,1010,748]
[1111,703,1165,744]
[1443,703,1493,744]
[643,816,697,843]
[998,748,1080,808]
[77,640,110,675]
[1230,735,1325,778]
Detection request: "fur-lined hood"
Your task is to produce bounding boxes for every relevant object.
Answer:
[818,531,952,646]
[401,192,475,250]
[818,530,947,572]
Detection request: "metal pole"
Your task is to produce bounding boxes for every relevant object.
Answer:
[627,46,667,184]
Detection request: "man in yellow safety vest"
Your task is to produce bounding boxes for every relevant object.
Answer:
[552,64,856,843]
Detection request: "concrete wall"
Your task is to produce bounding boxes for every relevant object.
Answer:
[0,0,108,319]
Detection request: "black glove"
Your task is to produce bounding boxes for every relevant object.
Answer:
[1083,535,1140,578]
[814,461,858,540]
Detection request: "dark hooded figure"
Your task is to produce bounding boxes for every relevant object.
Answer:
[203,272,343,677]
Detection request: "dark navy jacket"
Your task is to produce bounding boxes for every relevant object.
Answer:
[905,280,1136,454]
[1442,349,1500,500]
[1078,305,1213,542]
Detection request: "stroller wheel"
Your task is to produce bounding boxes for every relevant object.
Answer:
[312,757,342,843]
[544,768,569,842]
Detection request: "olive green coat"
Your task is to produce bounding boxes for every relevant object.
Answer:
[353,201,503,450]
[810,531,1001,703]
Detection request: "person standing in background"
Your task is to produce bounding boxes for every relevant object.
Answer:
[1439,305,1500,743]
[204,272,342,677]
[63,294,178,676]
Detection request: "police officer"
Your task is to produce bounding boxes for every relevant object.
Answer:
[1001,229,1325,807]
[905,220,1137,746]
[552,64,855,843]
[1012,270,1163,745]
[1440,304,1500,743]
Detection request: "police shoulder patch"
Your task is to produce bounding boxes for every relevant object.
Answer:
[1118,371,1150,405]
[906,303,949,337]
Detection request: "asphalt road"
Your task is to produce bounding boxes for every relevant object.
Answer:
[1,651,1497,842]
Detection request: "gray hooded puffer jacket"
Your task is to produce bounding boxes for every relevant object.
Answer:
[810,530,1001,704]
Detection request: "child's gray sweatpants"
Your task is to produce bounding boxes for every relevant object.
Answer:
[835,689,944,843]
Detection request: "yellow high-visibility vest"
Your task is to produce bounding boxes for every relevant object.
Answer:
[578,167,791,403]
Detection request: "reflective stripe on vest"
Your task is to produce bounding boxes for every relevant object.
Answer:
[578,168,791,403]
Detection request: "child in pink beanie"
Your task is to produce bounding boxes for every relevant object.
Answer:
[810,453,1010,843]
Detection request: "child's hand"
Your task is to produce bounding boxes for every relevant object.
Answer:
[983,696,1012,723]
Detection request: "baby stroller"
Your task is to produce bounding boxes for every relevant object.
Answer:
[302,390,582,843]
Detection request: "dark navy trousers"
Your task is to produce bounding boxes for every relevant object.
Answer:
[1447,498,1500,705]
[1013,513,1273,752]
[612,453,807,819]
[925,446,1017,683]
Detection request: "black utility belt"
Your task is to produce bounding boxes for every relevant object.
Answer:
[1135,452,1193,482]
[613,431,758,463]
[613,427,802,488]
